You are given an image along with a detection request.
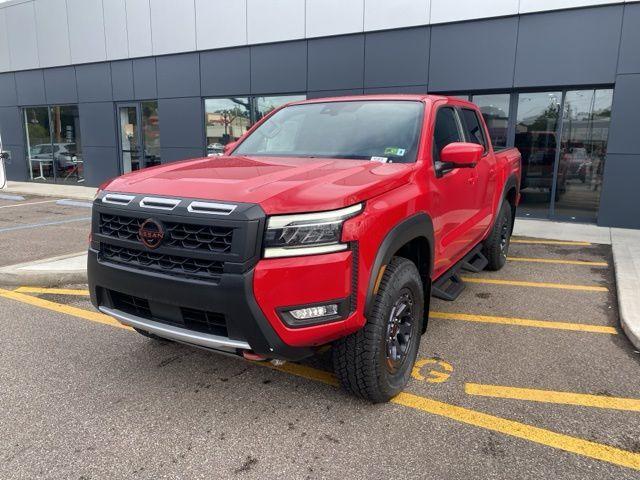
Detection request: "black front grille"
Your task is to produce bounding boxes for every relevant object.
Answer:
[181,307,227,337]
[110,290,152,318]
[101,244,224,280]
[99,213,234,254]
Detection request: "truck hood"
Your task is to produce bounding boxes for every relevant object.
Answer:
[103,155,414,214]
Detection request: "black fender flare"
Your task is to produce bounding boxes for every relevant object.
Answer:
[364,213,434,318]
[497,174,519,233]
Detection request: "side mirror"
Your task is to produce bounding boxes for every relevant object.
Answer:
[436,142,483,176]
[223,141,238,156]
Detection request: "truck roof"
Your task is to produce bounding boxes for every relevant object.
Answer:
[289,93,457,106]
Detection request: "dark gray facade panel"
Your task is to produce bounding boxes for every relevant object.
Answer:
[429,17,517,91]
[364,85,428,94]
[161,146,204,164]
[3,144,28,181]
[43,66,78,104]
[78,102,117,148]
[307,89,364,99]
[83,146,120,187]
[200,48,250,97]
[133,58,157,100]
[0,73,17,107]
[0,106,24,146]
[110,60,135,101]
[156,53,200,99]
[308,35,365,91]
[598,153,640,228]
[157,97,203,148]
[515,6,623,88]
[607,74,640,155]
[76,63,113,102]
[618,3,640,74]
[15,70,46,106]
[364,27,429,88]
[250,41,307,94]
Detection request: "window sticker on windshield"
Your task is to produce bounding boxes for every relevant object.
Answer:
[371,156,388,163]
[384,147,406,156]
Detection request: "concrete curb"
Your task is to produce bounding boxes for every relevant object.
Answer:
[0,252,87,287]
[4,181,96,201]
[611,228,640,351]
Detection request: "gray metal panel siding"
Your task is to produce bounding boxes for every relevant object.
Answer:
[0,107,24,146]
[618,3,640,75]
[429,17,518,91]
[110,60,135,101]
[83,146,120,187]
[200,48,251,97]
[308,35,365,91]
[43,67,78,104]
[364,85,428,94]
[0,73,17,107]
[76,63,113,103]
[364,27,429,88]
[133,58,157,100]
[157,97,203,148]
[2,144,28,181]
[15,70,46,106]
[515,6,623,88]
[161,146,205,164]
[78,102,117,148]
[598,153,640,228]
[250,41,307,94]
[307,89,364,99]
[156,53,201,99]
[607,74,640,155]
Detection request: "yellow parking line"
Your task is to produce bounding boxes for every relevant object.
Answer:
[430,311,617,335]
[511,239,592,246]
[2,292,639,471]
[14,287,90,296]
[508,257,608,267]
[0,288,131,331]
[466,383,640,413]
[460,276,608,292]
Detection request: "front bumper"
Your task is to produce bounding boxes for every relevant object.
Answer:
[88,249,316,360]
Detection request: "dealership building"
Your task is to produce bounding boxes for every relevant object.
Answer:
[0,0,639,228]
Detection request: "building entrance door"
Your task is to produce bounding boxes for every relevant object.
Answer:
[117,101,161,174]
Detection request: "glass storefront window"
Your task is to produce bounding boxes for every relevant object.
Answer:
[204,98,251,156]
[515,92,562,218]
[24,105,82,184]
[472,94,510,149]
[254,95,306,122]
[142,101,161,168]
[117,100,161,173]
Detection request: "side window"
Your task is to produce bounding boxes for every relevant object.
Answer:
[433,107,462,163]
[460,108,487,152]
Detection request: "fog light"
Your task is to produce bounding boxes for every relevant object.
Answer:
[290,304,338,320]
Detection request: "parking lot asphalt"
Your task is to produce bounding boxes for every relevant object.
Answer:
[1,229,640,478]
[0,194,91,267]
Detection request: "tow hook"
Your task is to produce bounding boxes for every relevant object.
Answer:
[242,350,268,361]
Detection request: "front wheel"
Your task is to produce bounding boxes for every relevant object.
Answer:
[482,201,513,271]
[333,257,424,403]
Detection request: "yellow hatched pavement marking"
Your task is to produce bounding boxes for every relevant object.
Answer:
[429,311,617,335]
[14,287,90,296]
[511,239,592,246]
[0,288,131,331]
[460,276,608,292]
[508,256,608,267]
[2,291,639,471]
[465,383,640,413]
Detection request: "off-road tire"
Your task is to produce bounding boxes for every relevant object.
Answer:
[333,257,424,403]
[482,201,512,271]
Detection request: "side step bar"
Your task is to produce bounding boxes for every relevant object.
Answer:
[432,245,488,301]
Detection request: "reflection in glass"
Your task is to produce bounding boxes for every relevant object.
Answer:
[555,89,613,221]
[472,94,510,148]
[119,106,140,173]
[204,98,250,156]
[118,101,161,173]
[142,101,161,169]
[514,92,561,218]
[255,95,306,122]
[24,105,82,183]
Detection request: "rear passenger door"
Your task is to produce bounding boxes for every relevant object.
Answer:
[430,107,478,276]
[459,108,497,241]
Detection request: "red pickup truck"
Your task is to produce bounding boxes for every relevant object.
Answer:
[88,95,521,402]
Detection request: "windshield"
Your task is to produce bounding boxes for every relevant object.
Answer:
[234,100,424,163]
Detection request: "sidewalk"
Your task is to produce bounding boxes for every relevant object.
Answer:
[4,181,97,200]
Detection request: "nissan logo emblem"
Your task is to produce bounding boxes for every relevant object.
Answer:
[138,218,165,249]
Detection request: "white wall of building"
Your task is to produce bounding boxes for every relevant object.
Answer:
[0,0,637,73]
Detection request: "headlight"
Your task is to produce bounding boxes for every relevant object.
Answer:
[264,204,363,258]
